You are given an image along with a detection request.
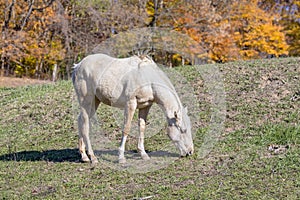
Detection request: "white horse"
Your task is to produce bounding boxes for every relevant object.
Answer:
[72,54,194,164]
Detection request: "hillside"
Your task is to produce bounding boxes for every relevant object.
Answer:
[0,57,299,199]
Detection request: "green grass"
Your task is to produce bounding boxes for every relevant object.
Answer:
[0,57,299,199]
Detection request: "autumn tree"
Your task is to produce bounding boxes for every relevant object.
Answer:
[276,0,300,56]
[145,0,239,63]
[146,0,290,62]
[0,0,66,78]
[1,0,148,78]
[145,0,213,64]
[63,0,147,54]
[0,0,297,79]
[229,0,289,59]
[286,3,300,56]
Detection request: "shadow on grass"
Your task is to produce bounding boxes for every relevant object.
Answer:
[0,148,81,162]
[95,149,179,164]
[0,149,179,163]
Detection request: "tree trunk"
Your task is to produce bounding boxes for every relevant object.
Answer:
[1,54,4,76]
[52,63,58,82]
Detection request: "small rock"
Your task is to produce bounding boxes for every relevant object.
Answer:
[78,168,84,172]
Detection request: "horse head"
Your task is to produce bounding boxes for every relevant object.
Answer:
[167,107,194,157]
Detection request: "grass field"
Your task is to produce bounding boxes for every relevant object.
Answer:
[0,58,299,199]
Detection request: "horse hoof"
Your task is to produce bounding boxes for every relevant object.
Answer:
[119,158,126,164]
[91,158,99,164]
[141,154,150,160]
[82,156,90,163]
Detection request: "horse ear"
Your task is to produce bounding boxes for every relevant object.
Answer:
[174,109,182,118]
[174,111,180,123]
[174,111,178,119]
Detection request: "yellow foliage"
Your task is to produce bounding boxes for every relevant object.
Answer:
[14,65,25,76]
[231,0,289,59]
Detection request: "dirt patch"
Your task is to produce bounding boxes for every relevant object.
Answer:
[0,76,51,88]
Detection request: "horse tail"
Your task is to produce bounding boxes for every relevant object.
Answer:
[72,62,81,85]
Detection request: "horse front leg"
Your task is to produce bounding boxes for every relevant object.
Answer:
[138,106,151,160]
[118,100,137,164]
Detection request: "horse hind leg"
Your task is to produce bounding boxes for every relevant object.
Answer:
[78,108,90,162]
[78,96,100,164]
[78,132,89,162]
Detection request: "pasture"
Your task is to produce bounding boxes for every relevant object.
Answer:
[0,58,299,199]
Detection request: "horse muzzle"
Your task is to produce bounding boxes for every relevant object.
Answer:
[181,146,194,157]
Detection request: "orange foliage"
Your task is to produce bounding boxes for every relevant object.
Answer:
[146,0,290,63]
[1,0,65,77]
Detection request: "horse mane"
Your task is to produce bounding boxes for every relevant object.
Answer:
[137,54,151,60]
[135,53,154,68]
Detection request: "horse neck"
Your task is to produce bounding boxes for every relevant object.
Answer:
[156,88,183,119]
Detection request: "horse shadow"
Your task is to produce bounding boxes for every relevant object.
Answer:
[0,148,179,163]
[95,149,179,164]
[0,148,81,162]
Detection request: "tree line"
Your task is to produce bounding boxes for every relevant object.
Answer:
[1,0,299,79]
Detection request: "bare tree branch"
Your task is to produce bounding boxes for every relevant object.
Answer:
[19,0,56,30]
[2,0,15,31]
[20,0,35,31]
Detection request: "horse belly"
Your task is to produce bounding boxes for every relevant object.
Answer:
[95,83,126,108]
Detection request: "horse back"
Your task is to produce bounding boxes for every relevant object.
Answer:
[74,54,175,108]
